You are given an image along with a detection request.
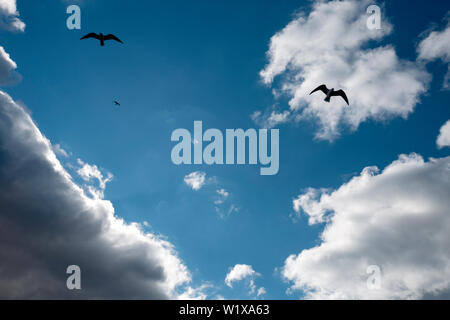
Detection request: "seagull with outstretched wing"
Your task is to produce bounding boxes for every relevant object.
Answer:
[80,32,123,46]
[310,84,349,105]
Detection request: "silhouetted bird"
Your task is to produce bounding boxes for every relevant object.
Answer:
[310,84,349,105]
[114,100,120,106]
[80,33,123,46]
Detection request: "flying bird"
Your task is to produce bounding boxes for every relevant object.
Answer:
[310,84,349,105]
[80,33,123,46]
[113,100,120,106]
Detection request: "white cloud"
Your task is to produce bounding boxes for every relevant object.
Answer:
[417,13,450,88]
[184,175,238,219]
[225,264,258,288]
[217,188,229,198]
[143,220,151,228]
[0,90,194,298]
[184,171,206,190]
[214,188,238,219]
[177,284,212,300]
[257,0,429,140]
[0,46,20,85]
[52,144,69,158]
[76,159,113,199]
[225,264,266,298]
[293,187,332,225]
[0,0,25,32]
[437,120,450,149]
[257,287,266,297]
[214,188,229,205]
[251,109,291,128]
[286,153,450,299]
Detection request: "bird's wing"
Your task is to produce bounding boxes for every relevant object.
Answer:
[310,84,329,95]
[80,33,100,40]
[104,34,123,43]
[332,90,349,105]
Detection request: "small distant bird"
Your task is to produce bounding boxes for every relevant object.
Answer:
[310,84,349,105]
[113,100,120,106]
[80,32,123,46]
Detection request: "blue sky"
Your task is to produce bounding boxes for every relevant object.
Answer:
[1,0,450,299]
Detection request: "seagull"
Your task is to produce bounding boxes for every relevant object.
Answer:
[80,33,123,46]
[113,100,120,106]
[310,84,349,105]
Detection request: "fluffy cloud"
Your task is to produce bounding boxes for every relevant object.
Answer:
[0,46,19,85]
[257,0,429,140]
[0,90,194,299]
[286,153,450,299]
[76,159,113,199]
[437,120,450,149]
[225,264,265,297]
[417,13,450,88]
[225,264,258,288]
[184,171,206,190]
[0,0,25,32]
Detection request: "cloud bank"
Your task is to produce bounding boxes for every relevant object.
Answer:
[257,0,429,140]
[286,153,450,299]
[0,46,193,298]
[0,90,196,298]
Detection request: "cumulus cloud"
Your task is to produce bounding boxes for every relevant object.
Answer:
[257,0,429,140]
[437,120,450,149]
[0,0,25,32]
[225,264,265,297]
[286,153,450,299]
[76,158,113,199]
[0,46,20,85]
[417,13,450,89]
[293,187,331,225]
[0,90,194,299]
[225,264,258,288]
[184,171,206,190]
